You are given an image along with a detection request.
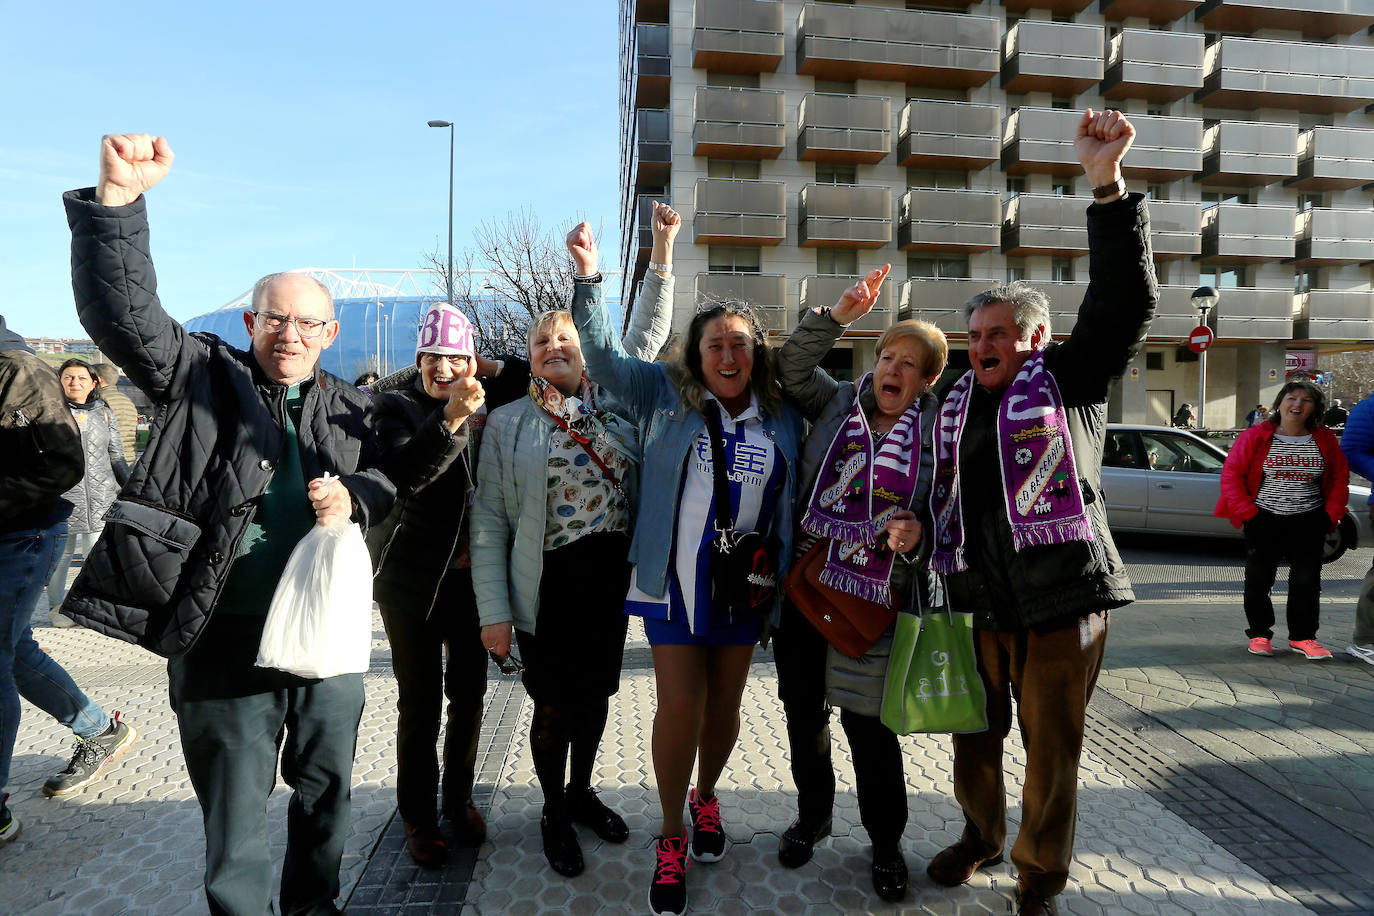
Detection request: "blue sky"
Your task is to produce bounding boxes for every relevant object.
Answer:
[3,2,621,338]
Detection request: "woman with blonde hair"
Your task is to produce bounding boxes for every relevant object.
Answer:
[567,222,803,916]
[773,265,948,902]
[472,202,678,878]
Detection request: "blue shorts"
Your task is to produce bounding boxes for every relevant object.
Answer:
[642,612,759,647]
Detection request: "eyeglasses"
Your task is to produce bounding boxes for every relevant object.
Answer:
[252,311,332,338]
[420,353,469,367]
[488,651,524,675]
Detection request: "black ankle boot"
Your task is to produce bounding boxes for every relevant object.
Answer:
[540,809,584,877]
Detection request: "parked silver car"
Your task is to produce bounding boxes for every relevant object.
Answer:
[1101,424,1371,563]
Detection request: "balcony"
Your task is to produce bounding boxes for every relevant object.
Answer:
[631,109,672,189]
[1101,29,1204,103]
[898,278,998,335]
[1148,200,1204,261]
[1294,208,1374,265]
[1151,285,1211,338]
[1213,288,1294,339]
[1100,0,1201,22]
[1198,204,1295,263]
[897,100,1000,171]
[798,93,891,165]
[1196,121,1298,186]
[1001,20,1103,95]
[796,3,1000,87]
[798,184,892,249]
[1195,0,1374,39]
[693,179,787,246]
[632,24,671,109]
[1287,127,1374,190]
[800,276,893,332]
[1001,0,1094,11]
[1001,194,1091,257]
[1001,108,1080,177]
[630,0,669,24]
[693,87,785,159]
[692,0,785,73]
[1196,37,1374,113]
[1297,289,1374,341]
[695,273,790,331]
[898,188,1001,253]
[1124,114,1205,182]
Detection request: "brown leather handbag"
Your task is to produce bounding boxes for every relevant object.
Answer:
[784,540,896,658]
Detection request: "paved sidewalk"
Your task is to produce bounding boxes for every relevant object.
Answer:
[2,541,1371,914]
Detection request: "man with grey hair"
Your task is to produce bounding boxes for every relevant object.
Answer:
[63,134,394,915]
[925,110,1157,916]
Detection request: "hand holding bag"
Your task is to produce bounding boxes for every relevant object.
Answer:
[704,402,778,615]
[256,477,374,679]
[880,576,988,734]
[784,539,895,658]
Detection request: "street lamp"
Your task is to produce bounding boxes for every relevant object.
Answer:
[427,119,455,306]
[1191,285,1219,428]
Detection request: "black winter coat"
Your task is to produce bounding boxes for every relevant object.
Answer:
[367,359,529,617]
[945,193,1157,632]
[63,188,396,657]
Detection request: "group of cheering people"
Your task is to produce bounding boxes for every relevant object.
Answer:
[364,108,1148,916]
[31,109,1164,916]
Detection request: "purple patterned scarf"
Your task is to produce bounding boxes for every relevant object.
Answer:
[801,374,923,605]
[931,350,1092,575]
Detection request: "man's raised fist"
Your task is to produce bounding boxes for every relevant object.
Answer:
[98,134,175,207]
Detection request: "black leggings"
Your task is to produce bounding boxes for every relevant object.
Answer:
[529,699,611,813]
[1242,507,1327,642]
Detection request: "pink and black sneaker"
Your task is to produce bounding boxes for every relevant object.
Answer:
[648,831,690,915]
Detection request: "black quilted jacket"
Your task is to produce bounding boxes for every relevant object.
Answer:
[63,188,396,657]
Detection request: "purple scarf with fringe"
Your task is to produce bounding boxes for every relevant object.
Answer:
[800,373,922,606]
[931,349,1092,575]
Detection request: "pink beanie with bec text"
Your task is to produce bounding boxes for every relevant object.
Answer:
[416,301,475,358]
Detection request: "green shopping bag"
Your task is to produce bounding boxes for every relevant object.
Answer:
[880,579,988,735]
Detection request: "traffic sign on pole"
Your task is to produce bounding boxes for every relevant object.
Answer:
[1187,325,1214,354]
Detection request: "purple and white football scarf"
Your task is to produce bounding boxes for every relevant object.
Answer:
[800,374,922,606]
[930,349,1092,575]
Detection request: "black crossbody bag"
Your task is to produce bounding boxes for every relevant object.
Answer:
[703,401,778,616]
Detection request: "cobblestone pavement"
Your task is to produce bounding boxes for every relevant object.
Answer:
[2,539,1371,914]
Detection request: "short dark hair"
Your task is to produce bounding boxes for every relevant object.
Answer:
[58,357,94,380]
[90,362,120,385]
[1271,379,1325,430]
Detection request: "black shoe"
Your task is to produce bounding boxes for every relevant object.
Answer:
[1016,882,1060,915]
[926,838,1004,887]
[0,793,19,845]
[777,815,832,869]
[540,811,584,877]
[566,785,629,843]
[43,712,137,797]
[647,832,690,916]
[871,845,908,903]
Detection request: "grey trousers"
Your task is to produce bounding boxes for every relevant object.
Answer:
[168,615,364,916]
[1355,560,1374,645]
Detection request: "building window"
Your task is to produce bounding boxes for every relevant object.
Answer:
[1294,269,1319,294]
[1201,266,1245,289]
[817,249,858,276]
[1202,190,1249,205]
[1297,193,1324,212]
[706,73,760,89]
[814,79,856,94]
[1147,105,1168,117]
[816,164,857,185]
[907,168,967,190]
[708,247,761,274]
[1051,179,1074,196]
[1051,259,1075,283]
[1051,96,1073,110]
[707,160,761,179]
[1006,258,1026,283]
[908,256,970,280]
[1006,176,1026,198]
[1153,260,1169,285]
[1146,183,1168,200]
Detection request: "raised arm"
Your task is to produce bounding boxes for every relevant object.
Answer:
[1047,111,1157,403]
[779,264,889,422]
[621,201,679,361]
[566,222,668,423]
[65,134,204,404]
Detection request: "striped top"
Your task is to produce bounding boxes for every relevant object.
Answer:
[1255,433,1325,515]
[624,394,784,635]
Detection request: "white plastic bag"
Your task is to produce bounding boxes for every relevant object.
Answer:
[256,519,374,679]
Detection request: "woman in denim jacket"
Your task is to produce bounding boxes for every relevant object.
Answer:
[566,223,802,916]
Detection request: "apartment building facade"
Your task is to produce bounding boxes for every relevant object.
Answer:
[617,0,1374,427]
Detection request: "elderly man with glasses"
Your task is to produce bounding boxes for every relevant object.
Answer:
[63,134,395,916]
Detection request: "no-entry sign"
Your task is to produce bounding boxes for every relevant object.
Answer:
[1188,325,1214,353]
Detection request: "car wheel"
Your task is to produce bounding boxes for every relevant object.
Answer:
[1321,514,1356,565]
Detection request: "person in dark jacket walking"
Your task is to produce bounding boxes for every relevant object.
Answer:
[1341,393,1374,666]
[1,318,137,842]
[64,134,395,916]
[46,358,130,628]
[924,110,1156,916]
[365,300,530,867]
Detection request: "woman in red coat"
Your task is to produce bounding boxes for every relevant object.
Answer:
[1215,379,1349,660]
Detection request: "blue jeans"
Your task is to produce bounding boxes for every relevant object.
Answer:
[1,521,110,790]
